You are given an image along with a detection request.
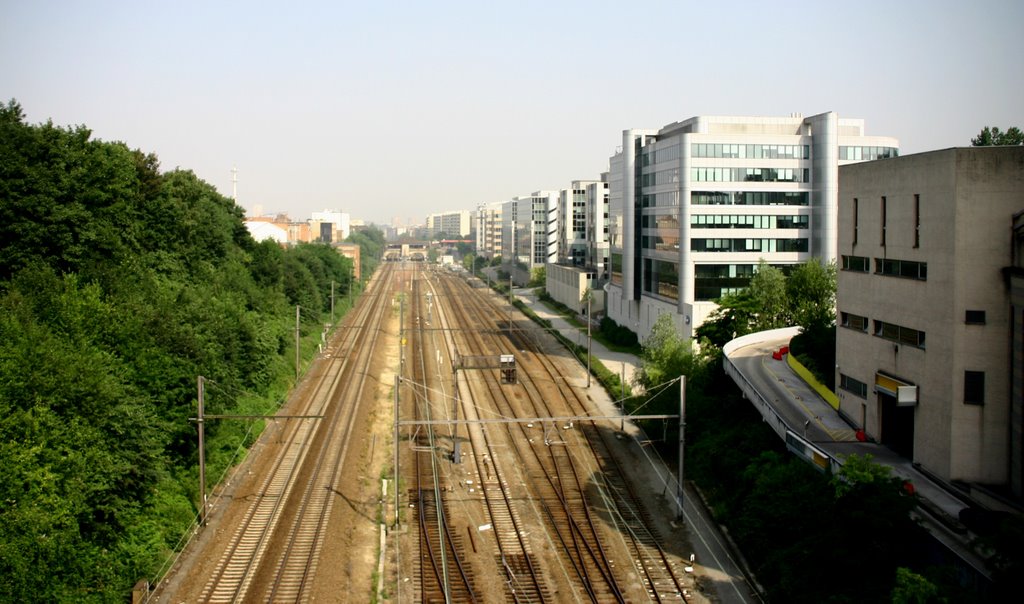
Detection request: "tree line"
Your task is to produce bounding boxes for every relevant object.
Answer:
[0,100,381,600]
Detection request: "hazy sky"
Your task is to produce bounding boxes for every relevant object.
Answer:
[3,1,1021,225]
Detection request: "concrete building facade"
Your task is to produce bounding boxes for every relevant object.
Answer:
[836,146,1024,492]
[546,263,604,317]
[606,112,898,341]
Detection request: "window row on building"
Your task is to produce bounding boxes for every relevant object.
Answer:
[691,238,808,253]
[838,146,898,161]
[691,167,809,183]
[841,311,926,348]
[692,191,809,206]
[692,143,810,160]
[841,254,927,280]
[691,214,809,229]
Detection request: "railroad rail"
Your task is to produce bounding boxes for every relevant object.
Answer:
[198,262,397,602]
[427,267,692,601]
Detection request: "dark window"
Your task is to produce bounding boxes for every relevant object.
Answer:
[873,320,925,348]
[841,255,870,272]
[841,312,869,332]
[964,371,985,405]
[913,194,920,248]
[840,374,868,398]
[965,310,986,324]
[853,198,859,245]
[880,196,887,246]
[875,258,927,280]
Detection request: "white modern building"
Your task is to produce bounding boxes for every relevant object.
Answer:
[836,146,1024,493]
[503,192,558,269]
[558,181,595,267]
[587,174,611,281]
[475,202,503,258]
[427,210,472,238]
[557,177,610,276]
[310,209,351,243]
[606,112,898,341]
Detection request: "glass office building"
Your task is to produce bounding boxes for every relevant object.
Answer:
[606,112,898,340]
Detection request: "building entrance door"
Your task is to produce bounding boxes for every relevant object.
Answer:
[879,392,914,459]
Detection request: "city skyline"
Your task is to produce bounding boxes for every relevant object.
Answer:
[3,0,1021,224]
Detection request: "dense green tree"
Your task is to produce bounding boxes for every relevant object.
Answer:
[636,314,700,390]
[694,290,757,348]
[749,261,788,329]
[787,258,836,332]
[346,227,384,277]
[528,266,546,288]
[0,101,363,600]
[892,567,943,604]
[971,126,1024,146]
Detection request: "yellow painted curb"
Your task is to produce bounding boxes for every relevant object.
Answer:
[786,352,840,410]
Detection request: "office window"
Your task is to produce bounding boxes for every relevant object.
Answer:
[913,194,920,248]
[841,255,870,272]
[875,258,927,280]
[840,312,869,332]
[965,310,986,324]
[853,198,858,246]
[964,371,985,405]
[880,196,887,246]
[873,320,925,348]
[840,374,868,398]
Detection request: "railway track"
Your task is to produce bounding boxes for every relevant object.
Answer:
[426,268,691,602]
[437,273,622,602]
[198,262,398,602]
[408,267,478,602]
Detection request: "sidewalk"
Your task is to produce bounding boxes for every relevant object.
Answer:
[512,287,641,387]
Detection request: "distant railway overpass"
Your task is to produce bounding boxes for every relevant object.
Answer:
[384,242,429,261]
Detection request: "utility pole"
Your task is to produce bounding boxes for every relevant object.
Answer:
[508,274,513,334]
[587,294,592,388]
[393,375,400,529]
[678,375,686,522]
[399,295,405,373]
[331,281,335,324]
[295,305,300,381]
[582,289,592,388]
[197,376,207,526]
